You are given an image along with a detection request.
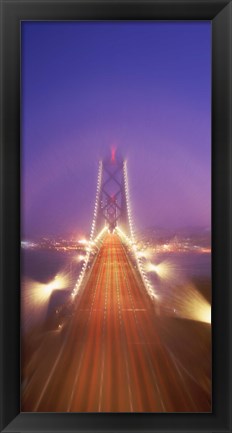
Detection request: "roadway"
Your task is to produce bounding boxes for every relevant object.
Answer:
[21,233,211,412]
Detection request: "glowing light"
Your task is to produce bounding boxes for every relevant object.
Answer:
[94,226,107,243]
[179,284,211,324]
[111,146,116,162]
[41,274,68,298]
[137,248,153,259]
[145,260,178,281]
[117,161,157,301]
[78,238,88,245]
[57,323,64,331]
[162,282,211,324]
[75,254,86,262]
[72,161,105,299]
[22,272,69,328]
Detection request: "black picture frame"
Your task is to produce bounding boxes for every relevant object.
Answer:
[0,0,231,432]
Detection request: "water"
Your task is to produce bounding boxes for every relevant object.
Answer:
[152,252,211,278]
[21,249,211,296]
[21,249,76,282]
[21,249,211,333]
[21,249,83,333]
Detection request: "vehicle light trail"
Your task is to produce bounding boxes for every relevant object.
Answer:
[22,233,211,413]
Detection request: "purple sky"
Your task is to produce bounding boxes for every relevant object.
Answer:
[21,21,211,238]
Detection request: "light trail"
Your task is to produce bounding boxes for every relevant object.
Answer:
[116,225,157,300]
[121,160,157,300]
[21,152,211,414]
[22,233,211,413]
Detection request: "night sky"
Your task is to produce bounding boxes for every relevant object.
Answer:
[21,21,211,239]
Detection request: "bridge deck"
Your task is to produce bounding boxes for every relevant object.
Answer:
[22,233,210,412]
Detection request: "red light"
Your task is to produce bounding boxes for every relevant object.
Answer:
[111,146,116,163]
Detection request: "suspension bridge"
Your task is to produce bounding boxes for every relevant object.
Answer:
[21,150,211,412]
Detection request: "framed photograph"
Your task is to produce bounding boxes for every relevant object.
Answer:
[0,1,231,432]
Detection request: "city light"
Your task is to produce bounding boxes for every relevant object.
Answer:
[78,238,88,245]
[22,150,211,412]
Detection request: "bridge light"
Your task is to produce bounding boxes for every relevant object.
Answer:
[44,274,67,295]
[78,238,88,245]
[77,254,85,262]
[145,260,178,282]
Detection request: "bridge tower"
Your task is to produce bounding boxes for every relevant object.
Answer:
[73,149,155,301]
[96,148,128,234]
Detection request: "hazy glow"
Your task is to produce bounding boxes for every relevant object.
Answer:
[78,238,88,245]
[21,272,70,332]
[145,260,178,281]
[34,274,68,302]
[162,282,211,324]
[180,284,211,324]
[71,162,104,299]
[23,274,69,308]
[94,226,107,243]
[116,225,157,300]
[137,248,153,260]
[77,254,86,262]
[22,23,211,238]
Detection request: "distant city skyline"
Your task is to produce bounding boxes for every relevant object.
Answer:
[21,21,211,238]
